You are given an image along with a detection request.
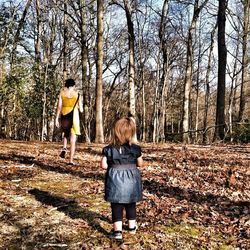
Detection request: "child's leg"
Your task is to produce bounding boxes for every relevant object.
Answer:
[111,203,124,231]
[125,202,136,229]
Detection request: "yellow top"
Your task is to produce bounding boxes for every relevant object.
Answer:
[61,90,80,135]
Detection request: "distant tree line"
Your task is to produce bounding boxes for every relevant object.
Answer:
[0,0,249,143]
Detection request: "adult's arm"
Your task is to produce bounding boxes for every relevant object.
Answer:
[55,93,62,128]
[78,94,83,113]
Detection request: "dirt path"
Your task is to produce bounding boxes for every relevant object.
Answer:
[0,140,249,249]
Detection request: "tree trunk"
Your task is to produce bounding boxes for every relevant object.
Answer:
[10,0,32,68]
[141,74,146,141]
[228,31,240,141]
[195,24,202,142]
[8,0,32,139]
[48,13,57,142]
[151,0,169,143]
[79,0,90,142]
[35,0,41,64]
[238,0,250,121]
[41,63,49,141]
[158,0,169,143]
[203,25,216,144]
[182,0,208,143]
[95,0,104,143]
[214,0,228,140]
[63,1,68,81]
[135,9,147,141]
[152,52,161,143]
[0,6,18,138]
[123,0,136,117]
[34,0,46,141]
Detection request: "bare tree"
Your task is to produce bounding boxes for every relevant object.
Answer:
[214,0,228,140]
[194,24,201,142]
[34,0,46,141]
[156,0,169,143]
[63,0,69,81]
[0,4,18,135]
[0,5,17,61]
[95,0,104,143]
[135,1,152,142]
[228,33,241,141]
[10,0,32,68]
[79,0,91,142]
[203,24,216,144]
[238,0,250,121]
[123,0,136,117]
[182,0,208,143]
[1,0,249,143]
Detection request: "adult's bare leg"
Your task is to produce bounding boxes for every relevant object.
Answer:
[63,136,67,149]
[59,136,68,158]
[69,133,77,164]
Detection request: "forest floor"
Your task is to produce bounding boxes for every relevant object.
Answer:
[0,140,249,250]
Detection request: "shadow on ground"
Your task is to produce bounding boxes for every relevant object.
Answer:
[143,179,250,239]
[28,188,110,236]
[0,154,104,181]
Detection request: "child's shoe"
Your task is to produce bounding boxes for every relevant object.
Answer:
[109,230,122,240]
[59,148,66,158]
[128,225,137,234]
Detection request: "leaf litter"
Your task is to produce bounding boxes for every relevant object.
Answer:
[0,140,249,249]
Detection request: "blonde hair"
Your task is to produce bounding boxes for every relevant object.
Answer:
[111,117,136,146]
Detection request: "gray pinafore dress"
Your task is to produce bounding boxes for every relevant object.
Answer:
[102,144,142,203]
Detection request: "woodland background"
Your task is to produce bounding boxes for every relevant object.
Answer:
[0,1,250,249]
[0,0,249,144]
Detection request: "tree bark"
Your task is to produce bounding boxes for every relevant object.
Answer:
[63,1,68,81]
[123,0,136,117]
[95,0,104,143]
[195,23,202,142]
[158,0,169,143]
[238,0,250,121]
[35,0,41,65]
[214,0,228,140]
[182,0,208,143]
[152,52,161,143]
[203,25,216,144]
[228,36,240,141]
[79,0,90,142]
[35,0,46,141]
[135,8,148,141]
[10,0,32,68]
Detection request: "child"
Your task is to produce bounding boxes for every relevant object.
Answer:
[100,117,143,240]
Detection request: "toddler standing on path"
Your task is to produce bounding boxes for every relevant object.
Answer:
[100,117,143,240]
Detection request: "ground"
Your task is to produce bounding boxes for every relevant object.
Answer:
[0,139,249,250]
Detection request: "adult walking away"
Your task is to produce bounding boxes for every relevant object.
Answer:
[55,78,83,165]
[100,117,143,240]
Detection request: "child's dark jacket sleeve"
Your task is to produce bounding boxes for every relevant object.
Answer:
[102,146,110,157]
[132,145,142,158]
[102,147,107,157]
